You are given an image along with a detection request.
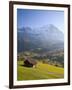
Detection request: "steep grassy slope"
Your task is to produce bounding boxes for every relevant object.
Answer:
[17,60,64,80]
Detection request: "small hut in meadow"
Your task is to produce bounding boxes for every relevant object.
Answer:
[24,58,37,68]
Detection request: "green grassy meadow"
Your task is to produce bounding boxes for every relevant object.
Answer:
[17,60,64,81]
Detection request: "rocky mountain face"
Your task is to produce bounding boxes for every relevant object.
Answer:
[17,24,64,53]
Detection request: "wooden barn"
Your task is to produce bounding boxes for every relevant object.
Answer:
[24,58,37,67]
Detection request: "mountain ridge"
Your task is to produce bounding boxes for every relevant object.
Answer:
[17,24,64,53]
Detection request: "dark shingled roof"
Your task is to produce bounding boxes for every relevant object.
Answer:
[24,59,37,65]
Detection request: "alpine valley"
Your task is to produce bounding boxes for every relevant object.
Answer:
[17,24,64,80]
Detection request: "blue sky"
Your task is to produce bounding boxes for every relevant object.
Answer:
[17,9,64,33]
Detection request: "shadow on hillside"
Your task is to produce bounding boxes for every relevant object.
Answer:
[20,64,33,68]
